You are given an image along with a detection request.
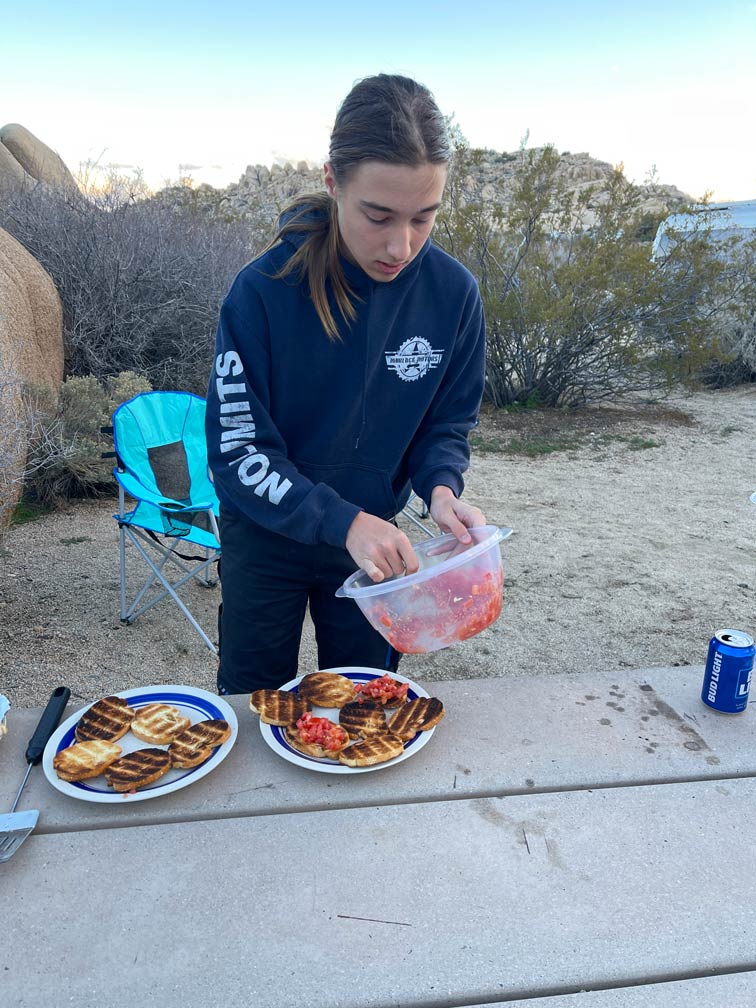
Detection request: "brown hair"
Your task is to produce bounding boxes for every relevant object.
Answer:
[271,74,450,339]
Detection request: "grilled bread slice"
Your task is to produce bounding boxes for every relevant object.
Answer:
[297,672,356,709]
[75,696,134,742]
[353,674,410,708]
[130,703,192,744]
[339,700,388,739]
[104,747,172,792]
[168,719,231,768]
[53,740,123,782]
[285,715,350,759]
[337,733,405,767]
[249,689,309,726]
[387,697,445,740]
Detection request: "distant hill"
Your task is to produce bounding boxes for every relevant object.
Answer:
[152,148,692,231]
[0,121,690,231]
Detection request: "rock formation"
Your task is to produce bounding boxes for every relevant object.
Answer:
[0,139,33,190]
[152,149,690,232]
[0,123,78,192]
[0,228,64,532]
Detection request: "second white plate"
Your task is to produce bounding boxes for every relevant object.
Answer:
[259,667,436,774]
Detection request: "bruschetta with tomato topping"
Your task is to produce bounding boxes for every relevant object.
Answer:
[285,712,350,759]
[354,674,409,708]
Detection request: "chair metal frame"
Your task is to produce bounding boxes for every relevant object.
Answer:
[401,491,436,538]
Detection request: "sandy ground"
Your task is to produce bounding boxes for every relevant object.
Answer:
[1,386,754,710]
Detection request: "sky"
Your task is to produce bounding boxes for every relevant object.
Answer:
[2,0,755,202]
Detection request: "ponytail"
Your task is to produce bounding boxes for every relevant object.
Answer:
[269,192,357,341]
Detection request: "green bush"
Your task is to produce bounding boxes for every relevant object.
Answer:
[436,143,756,407]
[22,371,153,505]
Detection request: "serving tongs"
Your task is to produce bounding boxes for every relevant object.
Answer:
[0,686,71,863]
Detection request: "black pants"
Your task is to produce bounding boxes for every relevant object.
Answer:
[216,506,399,694]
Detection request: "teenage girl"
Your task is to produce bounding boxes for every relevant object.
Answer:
[206,73,487,695]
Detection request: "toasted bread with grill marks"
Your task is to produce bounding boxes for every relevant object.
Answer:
[75,696,134,742]
[284,721,350,760]
[339,700,388,739]
[297,672,356,708]
[104,747,172,792]
[387,697,445,740]
[249,689,309,726]
[168,719,231,768]
[130,703,192,744]
[53,740,123,782]
[337,733,405,767]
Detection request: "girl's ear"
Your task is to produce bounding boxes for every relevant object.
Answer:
[323,162,338,198]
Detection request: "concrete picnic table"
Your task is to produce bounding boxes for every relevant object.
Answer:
[2,666,756,1008]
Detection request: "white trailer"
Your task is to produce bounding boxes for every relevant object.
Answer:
[652,198,756,259]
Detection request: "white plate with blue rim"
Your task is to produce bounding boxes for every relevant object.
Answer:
[42,685,238,802]
[258,667,437,774]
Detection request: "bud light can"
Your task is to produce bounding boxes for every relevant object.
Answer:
[701,629,755,714]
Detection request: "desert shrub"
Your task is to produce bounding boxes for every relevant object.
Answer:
[698,312,756,387]
[22,371,153,505]
[0,176,261,393]
[436,144,756,407]
[656,214,756,387]
[725,310,756,381]
[107,369,154,405]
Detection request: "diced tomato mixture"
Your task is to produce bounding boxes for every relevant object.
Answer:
[354,674,409,705]
[295,712,348,751]
[371,566,504,653]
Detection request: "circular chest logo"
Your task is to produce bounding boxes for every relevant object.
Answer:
[385,338,444,382]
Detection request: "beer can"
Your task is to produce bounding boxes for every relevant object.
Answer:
[701,629,755,714]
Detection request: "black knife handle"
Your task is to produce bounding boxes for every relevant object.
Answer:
[26,686,72,764]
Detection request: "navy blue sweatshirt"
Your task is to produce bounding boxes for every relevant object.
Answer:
[205,214,485,549]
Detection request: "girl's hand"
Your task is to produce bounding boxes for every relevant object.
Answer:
[346,512,420,583]
[429,486,486,544]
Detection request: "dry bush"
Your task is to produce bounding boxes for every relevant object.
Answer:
[0,176,260,393]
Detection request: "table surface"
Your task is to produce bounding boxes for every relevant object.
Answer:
[3,665,756,1008]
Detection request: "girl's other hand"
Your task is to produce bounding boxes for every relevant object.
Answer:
[429,486,487,545]
[345,512,419,583]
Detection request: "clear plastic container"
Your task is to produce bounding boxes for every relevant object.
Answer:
[336,526,512,653]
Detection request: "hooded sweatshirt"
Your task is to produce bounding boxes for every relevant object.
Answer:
[205,209,485,549]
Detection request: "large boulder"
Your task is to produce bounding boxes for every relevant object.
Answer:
[0,123,78,192]
[0,139,33,191]
[0,228,64,532]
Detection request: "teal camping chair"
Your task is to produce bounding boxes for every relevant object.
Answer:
[109,391,220,655]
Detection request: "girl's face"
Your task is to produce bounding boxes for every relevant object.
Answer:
[324,160,447,283]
